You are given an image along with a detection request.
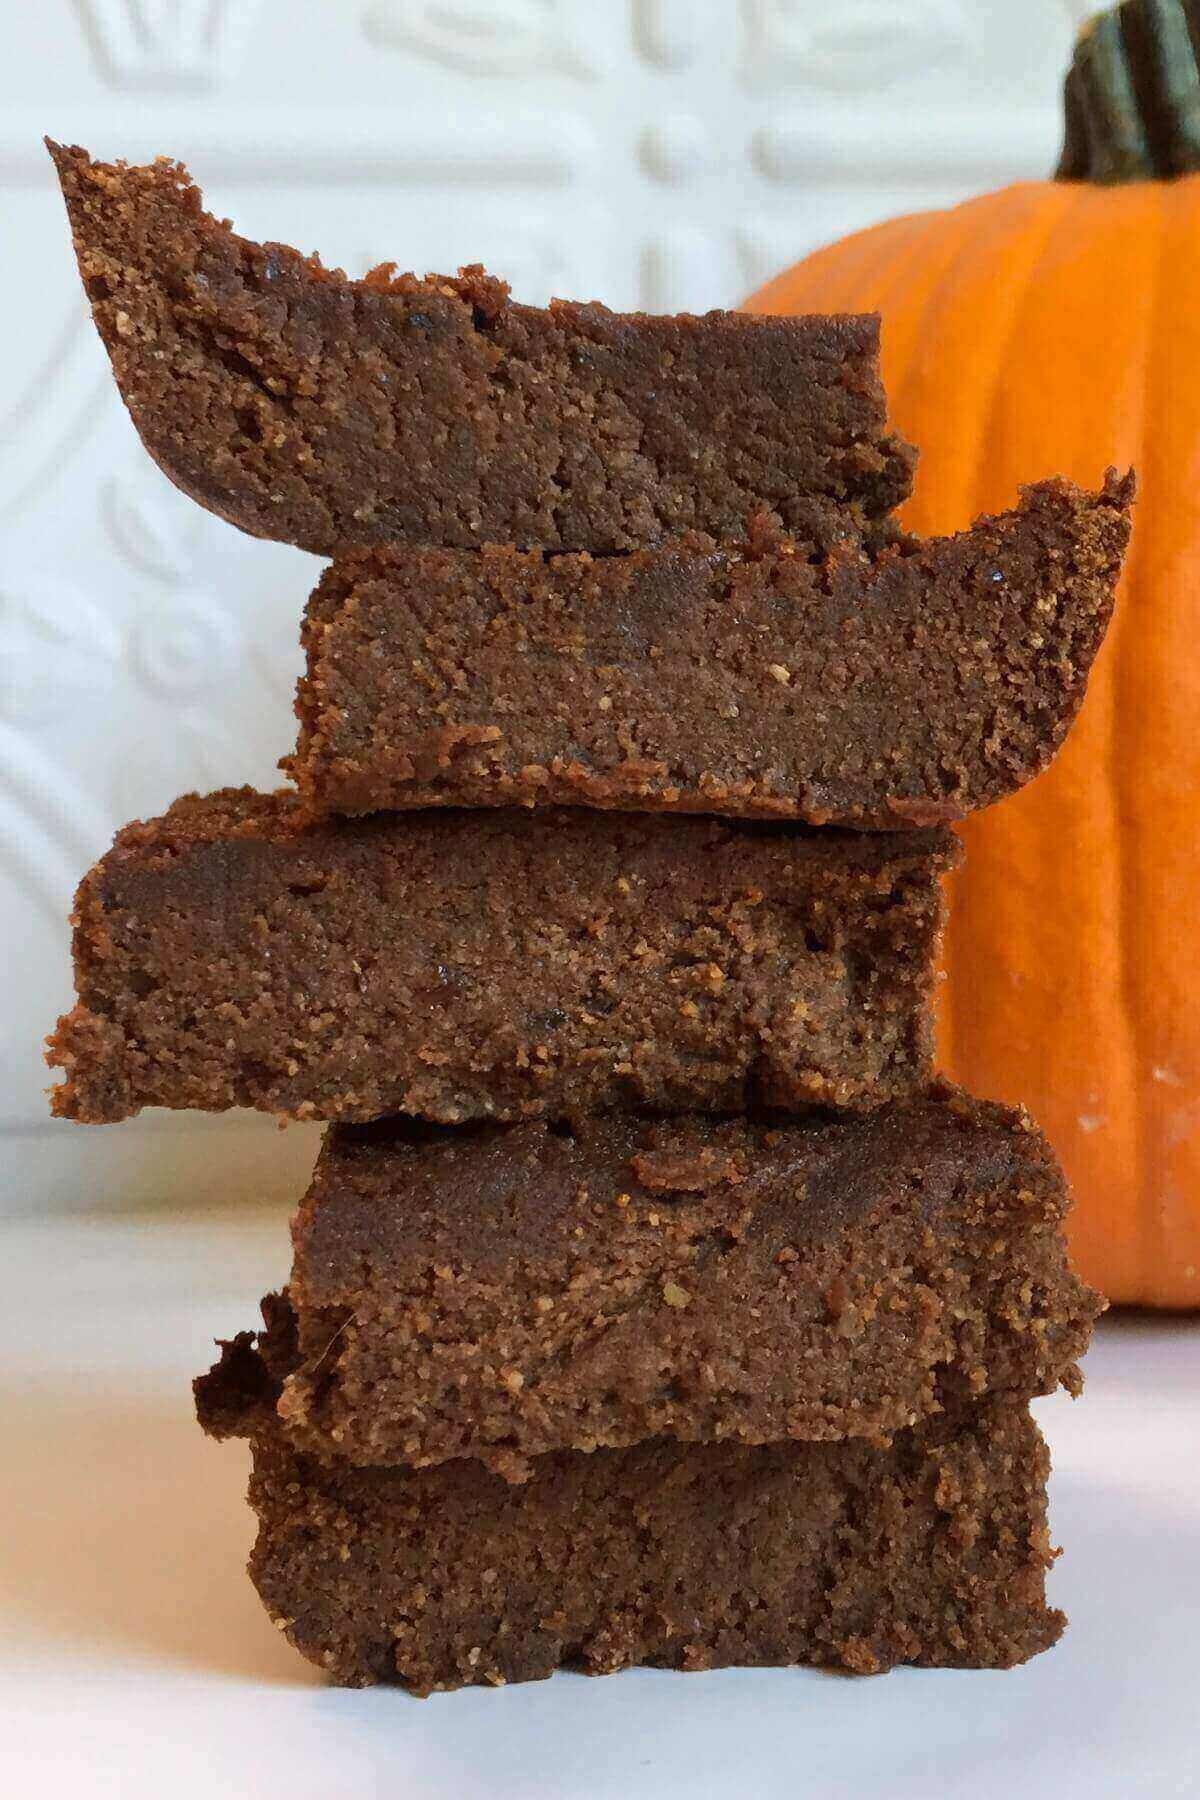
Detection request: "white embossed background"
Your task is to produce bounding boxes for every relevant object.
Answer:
[2,0,1075,1213]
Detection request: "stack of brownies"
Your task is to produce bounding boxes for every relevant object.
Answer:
[48,143,1129,1693]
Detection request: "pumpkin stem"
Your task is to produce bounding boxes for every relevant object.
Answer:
[1058,0,1200,179]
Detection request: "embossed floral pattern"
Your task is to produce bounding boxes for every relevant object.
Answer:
[632,0,702,70]
[0,313,111,524]
[129,591,241,702]
[104,467,203,586]
[364,0,595,79]
[0,579,120,726]
[740,0,978,92]
[76,0,263,90]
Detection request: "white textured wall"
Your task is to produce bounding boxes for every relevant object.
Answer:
[3,0,1076,1212]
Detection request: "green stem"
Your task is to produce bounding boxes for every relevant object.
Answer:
[1058,0,1200,180]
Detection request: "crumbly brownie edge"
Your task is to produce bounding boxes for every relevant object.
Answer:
[289,473,1131,828]
[46,793,957,1125]
[268,1090,1102,1474]
[197,1348,1064,1692]
[48,140,915,556]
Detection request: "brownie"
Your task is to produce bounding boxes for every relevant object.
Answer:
[223,1090,1100,1477]
[198,1346,1063,1691]
[289,474,1131,826]
[47,791,956,1126]
[48,140,915,557]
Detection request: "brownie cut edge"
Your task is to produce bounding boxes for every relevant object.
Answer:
[197,1346,1065,1693]
[289,472,1132,827]
[47,792,957,1126]
[228,1087,1103,1476]
[48,140,915,557]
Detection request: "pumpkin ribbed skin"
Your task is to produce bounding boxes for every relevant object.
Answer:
[746,177,1200,1308]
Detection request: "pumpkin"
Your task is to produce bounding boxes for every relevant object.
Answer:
[745,0,1200,1309]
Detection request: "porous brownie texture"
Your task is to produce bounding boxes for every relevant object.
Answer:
[197,1349,1064,1692]
[239,1089,1100,1477]
[48,141,914,557]
[290,474,1131,826]
[47,792,956,1126]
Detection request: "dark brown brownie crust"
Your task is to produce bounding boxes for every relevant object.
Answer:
[290,475,1131,826]
[47,791,956,1126]
[48,141,914,557]
[229,1090,1100,1476]
[198,1357,1064,1691]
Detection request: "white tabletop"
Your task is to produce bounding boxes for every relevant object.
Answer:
[2,1202,1197,1800]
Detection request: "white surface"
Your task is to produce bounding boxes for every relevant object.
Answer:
[1,1206,1197,1800]
[0,0,1081,1196]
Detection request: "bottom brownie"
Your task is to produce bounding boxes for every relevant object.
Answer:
[200,1347,1062,1692]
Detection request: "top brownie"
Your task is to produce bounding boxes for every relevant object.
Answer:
[49,141,914,556]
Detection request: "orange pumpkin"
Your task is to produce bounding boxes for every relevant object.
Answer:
[745,0,1200,1308]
